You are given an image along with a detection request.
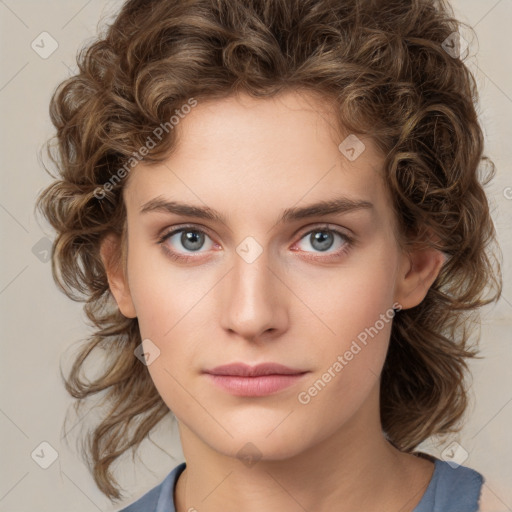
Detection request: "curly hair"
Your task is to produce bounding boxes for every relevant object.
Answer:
[35,0,502,501]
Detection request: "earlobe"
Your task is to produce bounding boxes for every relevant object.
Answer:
[394,245,447,310]
[99,233,137,318]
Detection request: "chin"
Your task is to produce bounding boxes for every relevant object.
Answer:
[204,428,312,464]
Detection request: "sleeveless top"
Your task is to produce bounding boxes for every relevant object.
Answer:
[117,455,483,512]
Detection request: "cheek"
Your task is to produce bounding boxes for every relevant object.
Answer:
[293,242,398,353]
[292,280,395,439]
[330,270,396,350]
[291,247,398,400]
[125,243,213,409]
[126,235,197,338]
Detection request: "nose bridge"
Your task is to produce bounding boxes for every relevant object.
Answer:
[220,235,285,339]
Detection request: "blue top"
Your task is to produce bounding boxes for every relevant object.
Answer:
[117,456,483,512]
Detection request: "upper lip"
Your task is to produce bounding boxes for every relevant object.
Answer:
[204,363,307,377]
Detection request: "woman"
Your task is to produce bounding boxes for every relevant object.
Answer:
[36,0,502,510]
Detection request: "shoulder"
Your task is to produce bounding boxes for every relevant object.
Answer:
[435,459,483,488]
[116,462,186,512]
[415,458,483,512]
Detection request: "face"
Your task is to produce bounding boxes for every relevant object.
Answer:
[105,90,442,462]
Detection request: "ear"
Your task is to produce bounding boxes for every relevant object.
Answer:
[99,233,137,318]
[394,243,447,310]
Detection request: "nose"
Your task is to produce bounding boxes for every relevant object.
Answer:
[219,245,289,343]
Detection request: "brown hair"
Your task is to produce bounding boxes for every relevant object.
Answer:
[35,0,502,501]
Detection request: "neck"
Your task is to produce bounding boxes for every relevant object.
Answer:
[174,387,434,512]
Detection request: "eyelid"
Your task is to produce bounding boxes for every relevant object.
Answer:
[157,223,216,242]
[158,222,352,243]
[294,222,353,240]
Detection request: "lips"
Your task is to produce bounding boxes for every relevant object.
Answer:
[203,363,309,397]
[204,362,307,377]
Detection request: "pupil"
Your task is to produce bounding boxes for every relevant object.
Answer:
[312,231,333,251]
[182,231,204,251]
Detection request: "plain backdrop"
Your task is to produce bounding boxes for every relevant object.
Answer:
[0,1,511,511]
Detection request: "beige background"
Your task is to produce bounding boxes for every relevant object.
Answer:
[0,0,511,510]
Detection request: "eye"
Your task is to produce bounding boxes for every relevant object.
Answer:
[292,225,353,260]
[158,225,217,261]
[157,224,354,262]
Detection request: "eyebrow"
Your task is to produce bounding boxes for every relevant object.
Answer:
[139,196,374,226]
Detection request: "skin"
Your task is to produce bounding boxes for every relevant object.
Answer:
[101,90,446,511]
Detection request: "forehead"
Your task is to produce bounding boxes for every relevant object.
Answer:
[124,90,391,226]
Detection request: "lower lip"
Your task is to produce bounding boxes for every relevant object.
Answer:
[205,373,308,397]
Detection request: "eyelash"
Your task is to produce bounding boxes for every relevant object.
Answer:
[157,224,355,263]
